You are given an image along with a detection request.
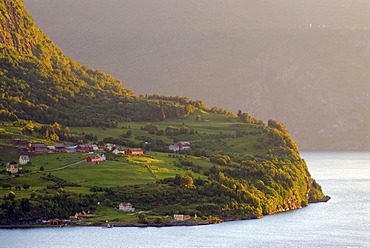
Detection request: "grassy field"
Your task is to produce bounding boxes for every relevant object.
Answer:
[0,111,270,213]
[70,110,266,156]
[0,122,23,146]
[53,161,155,187]
[71,110,239,139]
[0,121,45,147]
[0,111,269,199]
[29,153,87,171]
[86,206,138,224]
[0,151,213,198]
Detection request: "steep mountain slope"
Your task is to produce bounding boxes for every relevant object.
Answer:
[0,0,201,127]
[23,0,370,149]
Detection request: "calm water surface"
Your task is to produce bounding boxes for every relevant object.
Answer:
[0,152,369,248]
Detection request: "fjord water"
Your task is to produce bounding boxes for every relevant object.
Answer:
[0,152,369,248]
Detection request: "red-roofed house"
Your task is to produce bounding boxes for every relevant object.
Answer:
[126,148,144,156]
[86,155,102,164]
[77,144,93,153]
[31,143,48,153]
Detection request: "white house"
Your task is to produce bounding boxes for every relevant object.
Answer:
[173,214,184,221]
[169,144,180,151]
[177,141,191,150]
[98,153,106,161]
[112,147,125,155]
[66,144,77,153]
[6,162,19,174]
[105,143,115,151]
[19,155,30,165]
[173,214,191,221]
[47,145,55,150]
[118,202,135,212]
[92,145,99,151]
[169,141,191,151]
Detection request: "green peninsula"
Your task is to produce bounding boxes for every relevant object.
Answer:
[0,0,328,227]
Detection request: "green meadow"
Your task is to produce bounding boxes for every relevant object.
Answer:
[0,111,269,200]
[0,150,213,199]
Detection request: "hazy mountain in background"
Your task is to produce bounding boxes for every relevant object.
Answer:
[23,0,370,150]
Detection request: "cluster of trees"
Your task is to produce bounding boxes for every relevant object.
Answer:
[0,190,100,225]
[0,108,18,122]
[266,119,299,153]
[15,120,92,143]
[209,107,235,117]
[173,159,202,173]
[144,95,208,111]
[165,125,191,136]
[142,123,163,135]
[237,110,264,125]
[210,154,231,166]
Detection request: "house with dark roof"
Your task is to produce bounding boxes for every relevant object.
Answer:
[54,144,66,152]
[6,162,19,174]
[66,144,77,153]
[77,144,94,153]
[112,147,125,155]
[31,143,48,153]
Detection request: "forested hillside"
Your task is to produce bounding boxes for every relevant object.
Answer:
[0,0,214,127]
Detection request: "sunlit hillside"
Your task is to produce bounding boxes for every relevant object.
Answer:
[23,0,370,150]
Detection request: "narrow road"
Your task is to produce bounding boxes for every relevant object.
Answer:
[45,160,85,172]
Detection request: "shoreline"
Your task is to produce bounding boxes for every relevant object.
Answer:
[0,196,330,229]
[308,195,331,203]
[0,221,213,229]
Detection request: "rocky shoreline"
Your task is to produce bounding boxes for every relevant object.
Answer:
[308,195,331,203]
